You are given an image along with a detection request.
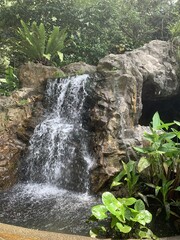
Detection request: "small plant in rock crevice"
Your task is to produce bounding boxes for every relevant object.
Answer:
[0,66,19,96]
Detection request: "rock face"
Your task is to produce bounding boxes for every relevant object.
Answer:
[19,62,65,92]
[0,41,179,192]
[0,88,44,190]
[89,40,179,192]
[61,61,96,75]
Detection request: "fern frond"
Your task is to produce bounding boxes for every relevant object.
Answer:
[46,26,67,59]
[16,20,67,64]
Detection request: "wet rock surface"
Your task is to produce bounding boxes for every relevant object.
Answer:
[0,88,44,190]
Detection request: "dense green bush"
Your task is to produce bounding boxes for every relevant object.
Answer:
[0,0,179,66]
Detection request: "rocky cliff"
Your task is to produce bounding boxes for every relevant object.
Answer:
[89,40,179,192]
[0,40,179,192]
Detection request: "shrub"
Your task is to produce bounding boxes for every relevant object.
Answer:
[15,20,67,65]
[0,66,19,96]
[134,112,180,219]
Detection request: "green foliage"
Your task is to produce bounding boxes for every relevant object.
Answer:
[135,112,180,180]
[134,112,180,219]
[170,19,180,38]
[0,66,19,95]
[15,20,67,65]
[0,0,179,66]
[90,113,180,239]
[110,160,139,197]
[89,192,157,239]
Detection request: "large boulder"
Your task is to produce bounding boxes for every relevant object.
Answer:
[61,61,96,75]
[90,40,179,192]
[19,62,65,92]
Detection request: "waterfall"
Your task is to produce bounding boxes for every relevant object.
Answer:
[0,74,99,235]
[23,74,93,192]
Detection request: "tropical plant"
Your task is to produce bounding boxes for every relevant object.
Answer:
[0,66,19,95]
[15,20,67,65]
[110,160,139,197]
[146,177,180,220]
[135,112,180,182]
[134,112,180,219]
[89,191,157,239]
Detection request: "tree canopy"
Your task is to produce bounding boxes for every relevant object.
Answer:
[0,0,180,69]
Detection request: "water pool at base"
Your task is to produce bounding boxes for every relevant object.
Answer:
[0,183,99,236]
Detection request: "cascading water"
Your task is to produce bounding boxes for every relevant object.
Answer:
[24,74,93,192]
[0,74,99,235]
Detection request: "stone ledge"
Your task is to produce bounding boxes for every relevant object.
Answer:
[0,223,91,240]
[0,223,179,240]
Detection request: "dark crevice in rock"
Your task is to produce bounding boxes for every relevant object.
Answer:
[139,91,180,126]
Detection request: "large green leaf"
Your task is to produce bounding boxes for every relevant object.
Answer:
[134,199,145,211]
[118,197,136,206]
[91,204,107,220]
[102,192,125,222]
[102,192,122,209]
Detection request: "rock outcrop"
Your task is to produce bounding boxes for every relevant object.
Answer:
[19,62,65,92]
[0,88,44,190]
[0,41,179,192]
[90,40,179,192]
